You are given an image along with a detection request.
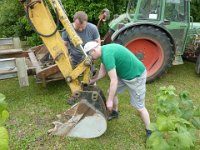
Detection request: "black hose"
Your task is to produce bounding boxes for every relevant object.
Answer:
[26,0,60,37]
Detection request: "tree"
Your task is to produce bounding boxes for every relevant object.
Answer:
[0,0,126,46]
[0,0,41,46]
[191,0,200,22]
[0,0,199,46]
[0,0,25,37]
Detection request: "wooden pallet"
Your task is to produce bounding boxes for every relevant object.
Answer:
[28,45,64,86]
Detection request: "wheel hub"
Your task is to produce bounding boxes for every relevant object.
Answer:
[135,51,144,60]
[126,38,163,77]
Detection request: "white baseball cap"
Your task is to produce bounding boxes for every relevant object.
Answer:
[84,41,99,53]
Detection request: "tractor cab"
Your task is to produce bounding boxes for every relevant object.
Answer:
[127,0,189,22]
[129,0,161,21]
[128,0,190,63]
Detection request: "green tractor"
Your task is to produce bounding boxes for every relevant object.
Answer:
[103,0,200,82]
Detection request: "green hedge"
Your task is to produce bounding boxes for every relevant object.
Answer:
[0,0,199,46]
[191,0,200,22]
[0,0,126,46]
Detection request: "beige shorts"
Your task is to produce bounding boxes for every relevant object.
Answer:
[117,70,147,109]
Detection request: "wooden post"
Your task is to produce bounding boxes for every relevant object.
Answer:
[28,50,42,74]
[13,37,21,49]
[16,58,29,87]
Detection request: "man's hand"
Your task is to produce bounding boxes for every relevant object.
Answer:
[89,78,96,85]
[89,63,106,85]
[106,99,113,111]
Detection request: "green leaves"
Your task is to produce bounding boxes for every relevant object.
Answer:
[0,93,8,126]
[0,93,7,114]
[0,127,9,150]
[0,93,9,150]
[0,0,25,37]
[146,131,170,150]
[0,0,127,45]
[156,116,175,131]
[177,130,195,148]
[191,117,200,129]
[194,107,200,117]
[191,0,200,22]
[147,86,199,149]
[1,110,9,122]
[155,86,180,116]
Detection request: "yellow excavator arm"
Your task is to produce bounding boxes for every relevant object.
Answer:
[19,0,108,138]
[20,0,91,94]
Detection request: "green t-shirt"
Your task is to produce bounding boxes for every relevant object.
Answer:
[101,43,145,80]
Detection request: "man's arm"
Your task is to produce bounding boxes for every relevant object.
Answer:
[107,68,118,111]
[63,41,68,46]
[90,23,101,45]
[62,31,68,46]
[90,63,106,83]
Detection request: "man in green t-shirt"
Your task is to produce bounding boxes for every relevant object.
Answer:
[84,41,151,139]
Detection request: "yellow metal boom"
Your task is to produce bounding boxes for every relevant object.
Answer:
[20,0,91,94]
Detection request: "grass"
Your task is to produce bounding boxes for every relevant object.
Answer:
[0,61,200,150]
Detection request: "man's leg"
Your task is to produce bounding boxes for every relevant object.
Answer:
[126,70,150,128]
[138,107,152,140]
[137,107,152,139]
[125,70,152,139]
[137,107,150,129]
[131,95,151,139]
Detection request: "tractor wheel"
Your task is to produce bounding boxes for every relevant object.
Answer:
[114,25,174,83]
[196,54,200,75]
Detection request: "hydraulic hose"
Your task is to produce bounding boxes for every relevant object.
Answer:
[25,0,60,37]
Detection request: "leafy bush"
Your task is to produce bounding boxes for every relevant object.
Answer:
[1,1,199,46]
[0,0,25,37]
[0,93,9,150]
[146,86,200,150]
[191,0,200,22]
[0,0,126,46]
[57,0,126,38]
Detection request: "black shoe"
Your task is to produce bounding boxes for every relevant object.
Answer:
[108,110,119,121]
[145,129,152,140]
[67,97,78,105]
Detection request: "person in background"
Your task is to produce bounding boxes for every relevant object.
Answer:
[62,11,101,67]
[84,41,152,140]
[62,11,100,105]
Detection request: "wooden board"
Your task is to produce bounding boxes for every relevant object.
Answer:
[28,50,42,74]
[0,37,21,50]
[16,58,29,87]
[0,48,23,55]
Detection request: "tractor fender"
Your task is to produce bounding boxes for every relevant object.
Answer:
[111,22,176,52]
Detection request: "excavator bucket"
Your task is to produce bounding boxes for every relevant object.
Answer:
[48,86,108,138]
